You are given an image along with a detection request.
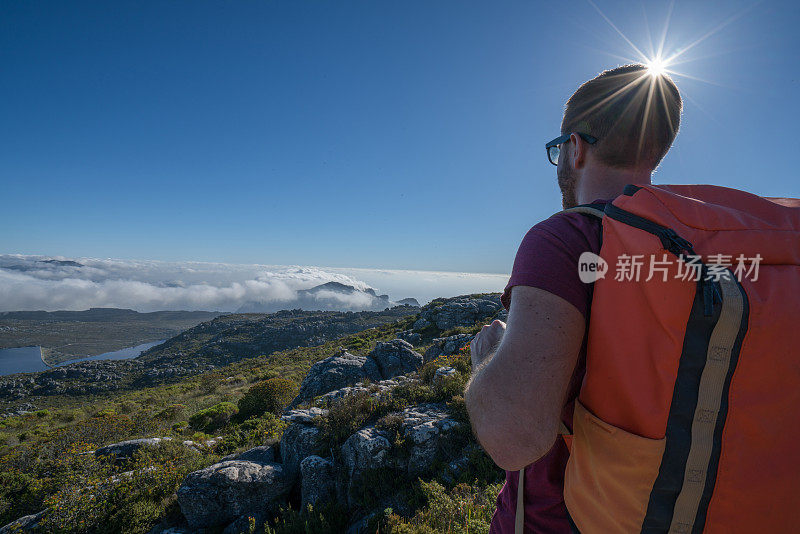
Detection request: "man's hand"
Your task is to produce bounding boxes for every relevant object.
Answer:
[470,319,506,369]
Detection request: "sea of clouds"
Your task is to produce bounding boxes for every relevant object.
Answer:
[0,254,509,312]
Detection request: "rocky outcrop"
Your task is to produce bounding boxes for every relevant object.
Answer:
[0,360,142,400]
[175,397,469,533]
[300,455,336,510]
[339,426,395,507]
[341,426,394,476]
[413,295,502,332]
[141,307,417,369]
[0,402,36,418]
[0,510,45,533]
[294,340,423,404]
[177,459,291,530]
[281,407,327,424]
[315,375,414,405]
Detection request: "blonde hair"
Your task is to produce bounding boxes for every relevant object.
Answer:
[561,64,682,169]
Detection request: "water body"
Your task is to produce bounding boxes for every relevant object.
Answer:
[0,340,165,376]
[54,340,164,366]
[0,346,49,376]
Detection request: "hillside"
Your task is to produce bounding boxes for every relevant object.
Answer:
[0,306,419,404]
[0,293,506,533]
[0,308,221,365]
[138,306,422,367]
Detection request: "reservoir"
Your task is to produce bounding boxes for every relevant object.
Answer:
[0,346,49,376]
[0,340,165,377]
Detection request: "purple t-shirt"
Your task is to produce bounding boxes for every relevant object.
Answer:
[489,202,606,534]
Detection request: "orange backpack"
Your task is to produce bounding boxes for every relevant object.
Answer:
[559,184,800,533]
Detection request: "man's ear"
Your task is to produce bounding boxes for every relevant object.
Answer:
[569,132,586,169]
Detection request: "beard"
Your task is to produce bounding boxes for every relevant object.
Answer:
[557,163,578,209]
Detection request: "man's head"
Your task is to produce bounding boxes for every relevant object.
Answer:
[554,64,682,208]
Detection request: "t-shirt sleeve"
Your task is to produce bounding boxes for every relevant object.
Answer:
[501,213,601,318]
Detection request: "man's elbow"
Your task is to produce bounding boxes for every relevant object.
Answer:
[473,419,557,471]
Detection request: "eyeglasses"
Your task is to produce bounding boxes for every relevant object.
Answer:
[545,132,598,166]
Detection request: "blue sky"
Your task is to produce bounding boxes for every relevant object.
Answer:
[2,0,798,276]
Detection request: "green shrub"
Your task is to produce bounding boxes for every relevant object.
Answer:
[382,480,503,533]
[266,501,349,534]
[188,402,238,432]
[214,414,286,455]
[34,410,50,419]
[197,371,226,393]
[46,412,134,452]
[171,421,189,434]
[318,391,382,448]
[56,409,78,423]
[0,417,21,429]
[116,400,138,414]
[237,378,298,419]
[154,404,186,421]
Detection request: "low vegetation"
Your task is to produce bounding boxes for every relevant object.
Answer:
[238,378,298,419]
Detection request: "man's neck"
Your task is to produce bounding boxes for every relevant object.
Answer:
[576,166,652,204]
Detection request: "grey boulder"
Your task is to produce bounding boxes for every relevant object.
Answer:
[295,351,381,403]
[221,445,276,464]
[177,460,291,529]
[0,510,46,534]
[368,339,423,379]
[280,422,324,478]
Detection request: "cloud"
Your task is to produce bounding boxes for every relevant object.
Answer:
[0,254,509,312]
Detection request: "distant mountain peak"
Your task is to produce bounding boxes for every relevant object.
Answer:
[298,281,360,294]
[236,281,413,314]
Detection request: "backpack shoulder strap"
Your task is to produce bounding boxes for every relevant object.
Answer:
[559,202,606,220]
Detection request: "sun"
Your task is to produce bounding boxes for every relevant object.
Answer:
[646,57,667,77]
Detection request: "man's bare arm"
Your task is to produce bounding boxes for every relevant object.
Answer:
[464,285,585,471]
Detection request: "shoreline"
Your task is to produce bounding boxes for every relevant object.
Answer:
[38,346,54,369]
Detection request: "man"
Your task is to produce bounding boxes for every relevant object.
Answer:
[464,64,682,533]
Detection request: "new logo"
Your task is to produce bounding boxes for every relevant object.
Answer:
[578,252,608,283]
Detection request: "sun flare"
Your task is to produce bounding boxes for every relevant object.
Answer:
[646,57,667,77]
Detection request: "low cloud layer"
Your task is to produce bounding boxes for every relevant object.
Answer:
[0,254,508,313]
